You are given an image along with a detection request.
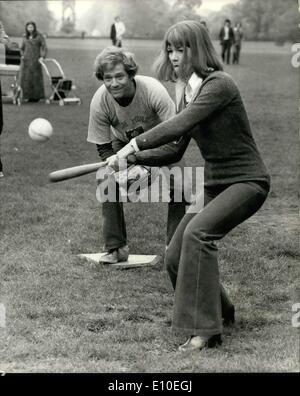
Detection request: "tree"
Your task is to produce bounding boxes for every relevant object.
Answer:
[175,0,202,11]
[169,0,202,25]
[0,1,55,36]
[78,0,174,39]
[207,0,298,43]
[239,0,265,39]
[67,0,203,39]
[239,0,298,42]
[269,6,299,43]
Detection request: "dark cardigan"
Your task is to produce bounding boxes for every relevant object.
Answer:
[135,71,270,188]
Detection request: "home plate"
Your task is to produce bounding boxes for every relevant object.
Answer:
[77,253,160,269]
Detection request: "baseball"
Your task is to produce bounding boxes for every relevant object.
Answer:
[28,118,53,142]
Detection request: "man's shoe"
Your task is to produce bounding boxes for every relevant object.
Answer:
[223,305,235,326]
[178,334,222,352]
[117,245,129,261]
[99,250,119,264]
[100,245,129,264]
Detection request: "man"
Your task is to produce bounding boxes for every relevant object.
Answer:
[233,22,243,64]
[219,19,235,65]
[110,16,126,48]
[87,47,190,264]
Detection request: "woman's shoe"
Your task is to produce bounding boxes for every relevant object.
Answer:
[223,305,235,326]
[178,334,222,352]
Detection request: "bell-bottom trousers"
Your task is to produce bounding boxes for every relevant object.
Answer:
[165,181,269,336]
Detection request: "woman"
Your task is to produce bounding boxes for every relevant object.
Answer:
[108,20,270,352]
[20,21,47,102]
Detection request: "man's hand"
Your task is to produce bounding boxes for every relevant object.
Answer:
[106,154,119,170]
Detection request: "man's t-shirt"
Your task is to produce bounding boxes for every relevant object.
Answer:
[87,75,175,145]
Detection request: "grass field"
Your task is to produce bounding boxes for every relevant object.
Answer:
[0,38,299,373]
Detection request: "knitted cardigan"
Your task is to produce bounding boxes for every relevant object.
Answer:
[135,71,270,187]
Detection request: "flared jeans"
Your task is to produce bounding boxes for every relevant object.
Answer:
[165,181,269,336]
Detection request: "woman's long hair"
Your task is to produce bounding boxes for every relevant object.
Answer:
[154,20,223,81]
[25,21,38,39]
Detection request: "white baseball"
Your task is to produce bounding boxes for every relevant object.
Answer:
[28,118,53,142]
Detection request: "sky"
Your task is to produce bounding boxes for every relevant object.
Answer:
[47,0,239,19]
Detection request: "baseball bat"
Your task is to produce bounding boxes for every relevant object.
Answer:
[49,161,108,182]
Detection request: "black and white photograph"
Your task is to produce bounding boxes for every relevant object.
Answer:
[0,0,299,378]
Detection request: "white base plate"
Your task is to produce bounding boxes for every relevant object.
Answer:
[63,97,81,103]
[77,253,160,269]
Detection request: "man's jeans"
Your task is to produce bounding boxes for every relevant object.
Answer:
[221,40,232,64]
[164,181,269,337]
[102,200,127,251]
[233,44,241,64]
[102,160,192,251]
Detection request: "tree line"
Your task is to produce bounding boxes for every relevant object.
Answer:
[0,0,298,43]
[206,0,298,44]
[0,1,56,36]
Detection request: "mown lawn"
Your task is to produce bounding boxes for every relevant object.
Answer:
[0,39,299,372]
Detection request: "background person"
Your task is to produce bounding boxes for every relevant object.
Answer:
[233,22,243,64]
[107,21,270,352]
[200,20,209,31]
[110,16,126,47]
[20,21,47,102]
[219,19,235,64]
[87,47,191,264]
